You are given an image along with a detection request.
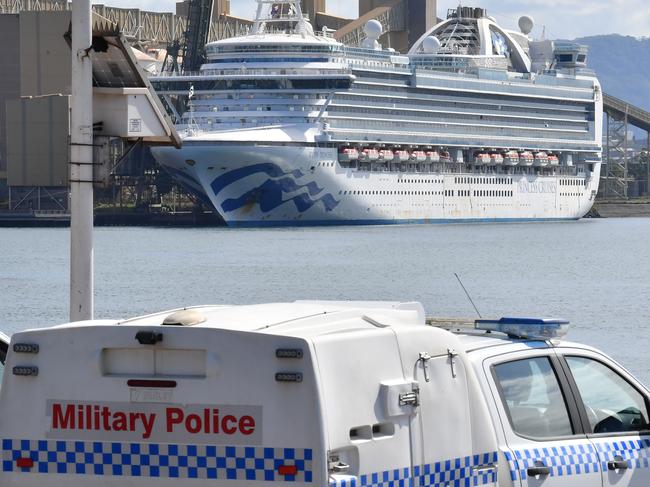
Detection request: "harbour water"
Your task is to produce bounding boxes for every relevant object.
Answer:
[2,218,650,384]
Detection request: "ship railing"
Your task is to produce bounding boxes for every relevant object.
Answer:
[152,68,352,78]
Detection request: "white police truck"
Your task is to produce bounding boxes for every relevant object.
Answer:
[0,301,648,487]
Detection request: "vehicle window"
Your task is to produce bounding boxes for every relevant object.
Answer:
[566,356,650,434]
[494,357,573,438]
[0,340,6,380]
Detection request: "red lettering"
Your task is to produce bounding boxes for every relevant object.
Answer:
[141,414,156,439]
[52,404,75,429]
[239,415,255,435]
[222,415,237,434]
[186,414,202,434]
[166,408,184,432]
[203,408,210,433]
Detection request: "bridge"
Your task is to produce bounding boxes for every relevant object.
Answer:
[602,94,650,198]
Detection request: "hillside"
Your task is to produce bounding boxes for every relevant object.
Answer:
[576,35,650,113]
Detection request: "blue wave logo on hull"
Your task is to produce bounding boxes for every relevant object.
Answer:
[210,163,340,214]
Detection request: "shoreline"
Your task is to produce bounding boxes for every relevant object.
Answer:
[2,200,650,227]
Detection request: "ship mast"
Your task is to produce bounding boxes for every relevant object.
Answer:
[251,0,309,35]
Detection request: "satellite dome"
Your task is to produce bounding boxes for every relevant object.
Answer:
[364,19,383,39]
[422,36,441,54]
[518,15,534,35]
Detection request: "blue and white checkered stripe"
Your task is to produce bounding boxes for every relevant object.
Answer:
[595,438,650,470]
[330,452,498,487]
[2,439,313,481]
[506,443,600,481]
[361,466,410,487]
[414,452,498,487]
[329,474,358,487]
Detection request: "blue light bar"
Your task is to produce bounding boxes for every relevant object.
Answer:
[475,317,570,339]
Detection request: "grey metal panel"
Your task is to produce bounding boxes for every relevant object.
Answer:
[6,95,69,187]
[0,14,21,173]
[20,11,71,97]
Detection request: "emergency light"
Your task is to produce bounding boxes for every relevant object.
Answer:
[474,317,569,339]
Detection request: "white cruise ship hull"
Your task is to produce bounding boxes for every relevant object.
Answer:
[152,139,600,226]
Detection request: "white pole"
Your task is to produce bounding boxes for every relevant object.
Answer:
[69,0,94,321]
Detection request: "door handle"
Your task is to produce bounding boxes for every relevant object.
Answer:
[607,455,629,471]
[527,461,550,477]
[471,464,497,475]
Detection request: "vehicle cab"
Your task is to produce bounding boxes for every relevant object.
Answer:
[464,319,650,487]
[0,303,647,487]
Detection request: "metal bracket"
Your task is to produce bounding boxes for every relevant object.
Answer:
[447,348,459,378]
[418,352,432,382]
[399,385,420,407]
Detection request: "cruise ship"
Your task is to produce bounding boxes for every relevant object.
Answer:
[150,0,603,226]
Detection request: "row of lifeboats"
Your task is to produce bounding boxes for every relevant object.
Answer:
[339,147,452,164]
[339,147,562,167]
[473,151,560,167]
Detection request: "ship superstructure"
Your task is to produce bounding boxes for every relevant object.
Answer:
[151,0,603,225]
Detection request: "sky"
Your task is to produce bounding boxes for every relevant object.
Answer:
[104,0,650,40]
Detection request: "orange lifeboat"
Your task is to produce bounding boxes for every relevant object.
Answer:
[534,152,549,167]
[474,152,491,165]
[378,149,394,162]
[361,148,379,161]
[338,147,359,162]
[394,150,410,162]
[548,154,560,166]
[490,153,504,165]
[412,150,427,163]
[504,151,519,166]
[519,151,534,166]
[426,151,440,163]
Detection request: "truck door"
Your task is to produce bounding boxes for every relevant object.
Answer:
[558,350,650,487]
[484,351,601,487]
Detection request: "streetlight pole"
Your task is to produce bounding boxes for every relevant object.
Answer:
[69,0,94,321]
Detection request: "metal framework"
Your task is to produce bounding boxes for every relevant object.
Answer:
[601,94,650,199]
[603,111,630,199]
[0,0,251,46]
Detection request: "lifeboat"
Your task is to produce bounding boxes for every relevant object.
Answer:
[361,148,379,161]
[548,153,560,166]
[534,151,549,167]
[338,147,359,162]
[426,151,440,163]
[490,153,504,165]
[378,149,394,162]
[474,152,491,165]
[412,150,427,163]
[519,151,534,166]
[503,151,519,166]
[440,150,452,163]
[394,150,410,162]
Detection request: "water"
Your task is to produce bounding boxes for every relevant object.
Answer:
[2,219,650,384]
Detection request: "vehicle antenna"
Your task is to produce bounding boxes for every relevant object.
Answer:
[454,273,482,318]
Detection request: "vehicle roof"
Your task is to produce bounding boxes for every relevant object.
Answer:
[25,301,588,354]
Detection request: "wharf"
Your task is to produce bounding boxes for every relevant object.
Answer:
[591,199,650,218]
[0,210,225,227]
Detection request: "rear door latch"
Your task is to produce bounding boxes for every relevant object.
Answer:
[399,386,420,407]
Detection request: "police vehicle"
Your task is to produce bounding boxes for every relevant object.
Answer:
[0,301,648,486]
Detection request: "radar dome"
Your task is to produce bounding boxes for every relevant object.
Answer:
[364,19,383,39]
[422,36,441,54]
[518,15,534,35]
